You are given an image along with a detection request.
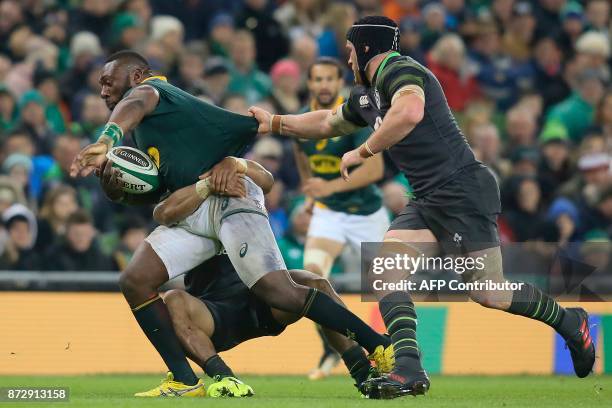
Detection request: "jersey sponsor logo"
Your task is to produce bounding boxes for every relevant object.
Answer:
[359,95,369,107]
[453,233,463,247]
[308,154,342,174]
[221,197,230,211]
[147,146,160,168]
[239,242,248,258]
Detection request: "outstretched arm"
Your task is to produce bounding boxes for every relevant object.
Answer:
[70,85,159,177]
[249,106,364,140]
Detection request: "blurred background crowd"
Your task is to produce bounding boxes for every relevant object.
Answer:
[0,0,610,279]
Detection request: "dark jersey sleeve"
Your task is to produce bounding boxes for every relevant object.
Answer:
[377,59,428,103]
[341,87,369,127]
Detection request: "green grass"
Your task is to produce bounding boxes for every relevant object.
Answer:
[0,374,610,407]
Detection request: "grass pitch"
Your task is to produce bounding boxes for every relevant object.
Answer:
[0,374,610,408]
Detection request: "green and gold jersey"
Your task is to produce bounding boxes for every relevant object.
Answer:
[130,77,258,192]
[296,98,382,215]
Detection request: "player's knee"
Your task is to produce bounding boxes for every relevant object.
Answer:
[306,275,334,296]
[252,272,306,313]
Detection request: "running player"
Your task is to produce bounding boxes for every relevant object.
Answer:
[294,57,389,379]
[71,50,393,396]
[249,16,595,399]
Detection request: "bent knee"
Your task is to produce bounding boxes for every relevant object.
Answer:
[162,289,188,309]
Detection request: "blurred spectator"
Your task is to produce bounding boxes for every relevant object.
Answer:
[33,70,67,134]
[354,0,383,18]
[427,33,480,112]
[202,58,231,105]
[36,185,78,253]
[69,0,115,45]
[547,197,580,244]
[265,180,289,240]
[0,84,17,132]
[546,68,606,143]
[317,2,356,61]
[44,210,113,271]
[17,90,55,155]
[471,123,511,178]
[574,31,610,82]
[110,12,145,51]
[228,30,272,104]
[470,21,533,110]
[112,216,148,271]
[504,107,538,152]
[150,15,185,71]
[1,203,39,270]
[208,13,235,58]
[533,0,565,40]
[275,0,326,40]
[277,203,311,269]
[2,153,32,203]
[502,2,537,62]
[235,0,290,72]
[291,34,319,84]
[222,93,249,115]
[0,0,24,57]
[269,59,302,114]
[585,0,610,33]
[560,152,611,206]
[174,49,205,95]
[538,122,573,201]
[60,31,103,106]
[399,17,426,65]
[80,94,110,140]
[595,89,612,148]
[531,36,570,109]
[421,2,447,51]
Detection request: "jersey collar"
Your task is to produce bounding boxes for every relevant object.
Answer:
[310,95,344,111]
[141,75,168,83]
[372,51,401,88]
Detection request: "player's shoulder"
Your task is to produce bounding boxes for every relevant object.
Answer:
[377,55,429,86]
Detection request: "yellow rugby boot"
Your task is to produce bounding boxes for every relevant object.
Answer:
[134,372,205,397]
[368,344,395,373]
[207,376,254,397]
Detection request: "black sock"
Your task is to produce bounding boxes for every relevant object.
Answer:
[132,296,198,385]
[203,355,234,379]
[379,291,423,375]
[341,345,371,385]
[507,283,578,337]
[303,288,383,354]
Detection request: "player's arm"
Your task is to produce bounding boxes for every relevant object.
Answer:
[154,159,274,226]
[340,65,426,180]
[249,105,365,140]
[70,85,159,177]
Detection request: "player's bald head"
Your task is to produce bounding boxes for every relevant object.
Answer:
[106,50,151,72]
[100,50,152,110]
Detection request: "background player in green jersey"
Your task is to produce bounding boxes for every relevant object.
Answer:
[249,16,595,399]
[70,50,393,396]
[293,58,389,380]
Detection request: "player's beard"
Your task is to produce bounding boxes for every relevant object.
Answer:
[316,91,337,108]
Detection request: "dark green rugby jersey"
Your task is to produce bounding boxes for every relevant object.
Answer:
[129,77,258,192]
[296,101,382,215]
[341,53,479,198]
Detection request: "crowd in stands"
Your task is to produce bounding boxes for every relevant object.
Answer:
[0,0,609,276]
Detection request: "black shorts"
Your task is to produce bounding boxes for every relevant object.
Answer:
[200,293,286,353]
[390,164,501,254]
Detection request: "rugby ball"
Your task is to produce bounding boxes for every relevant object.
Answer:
[106,146,159,194]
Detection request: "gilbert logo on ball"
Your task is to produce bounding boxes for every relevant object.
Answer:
[106,146,160,194]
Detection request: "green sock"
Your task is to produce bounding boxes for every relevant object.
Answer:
[341,345,371,385]
[132,296,198,385]
[203,355,234,379]
[507,283,577,337]
[379,291,423,375]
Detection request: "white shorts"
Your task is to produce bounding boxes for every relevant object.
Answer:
[307,205,390,249]
[145,177,285,286]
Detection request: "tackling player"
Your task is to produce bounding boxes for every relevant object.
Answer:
[249,16,595,399]
[151,176,388,397]
[294,57,389,379]
[71,50,393,396]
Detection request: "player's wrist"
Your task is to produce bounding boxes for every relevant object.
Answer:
[99,122,124,146]
[231,157,248,174]
[270,115,284,135]
[358,141,375,158]
[195,178,212,199]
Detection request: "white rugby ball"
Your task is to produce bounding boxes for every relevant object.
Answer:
[106,146,159,194]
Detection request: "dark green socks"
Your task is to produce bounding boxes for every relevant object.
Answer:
[508,283,577,337]
[341,345,372,385]
[132,296,198,385]
[379,291,424,374]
